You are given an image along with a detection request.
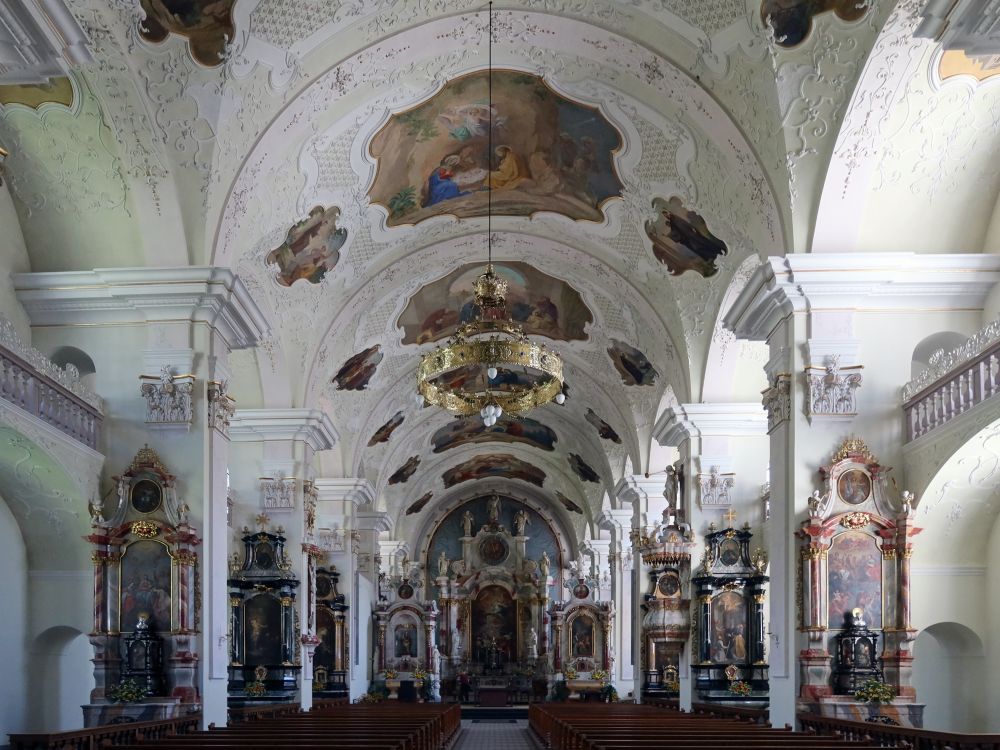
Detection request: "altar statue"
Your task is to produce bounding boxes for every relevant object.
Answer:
[488,495,501,523]
[438,551,450,578]
[528,627,538,658]
[462,510,474,537]
[513,508,530,535]
[539,551,551,578]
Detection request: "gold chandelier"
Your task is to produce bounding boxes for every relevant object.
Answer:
[415,3,565,423]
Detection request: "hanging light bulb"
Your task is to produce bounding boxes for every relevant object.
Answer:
[555,392,566,405]
[494,404,503,418]
[487,366,498,380]
[416,393,426,405]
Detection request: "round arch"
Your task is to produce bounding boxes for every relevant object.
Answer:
[912,622,987,732]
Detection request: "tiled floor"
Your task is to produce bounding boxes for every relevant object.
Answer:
[453,719,536,750]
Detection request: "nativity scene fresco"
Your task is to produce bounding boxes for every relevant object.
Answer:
[266,205,347,286]
[645,196,728,278]
[398,261,592,344]
[368,70,624,226]
[442,454,546,488]
[608,340,657,386]
[368,411,405,446]
[431,414,557,453]
[333,345,382,391]
[761,0,868,48]
[138,0,237,67]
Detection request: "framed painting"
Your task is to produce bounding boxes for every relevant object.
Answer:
[130,479,162,514]
[472,586,517,658]
[837,469,872,505]
[119,539,172,633]
[571,614,595,658]
[244,594,283,666]
[828,531,882,628]
[710,590,748,664]
[314,607,337,670]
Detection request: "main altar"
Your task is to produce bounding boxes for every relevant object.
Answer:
[372,493,613,702]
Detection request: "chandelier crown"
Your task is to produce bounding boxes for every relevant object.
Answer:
[473,263,508,310]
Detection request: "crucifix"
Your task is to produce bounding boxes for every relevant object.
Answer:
[722,508,737,528]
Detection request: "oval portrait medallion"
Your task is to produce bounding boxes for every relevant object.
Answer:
[398,583,414,600]
[719,538,741,566]
[130,479,162,514]
[838,469,872,505]
[478,534,510,565]
[657,573,680,597]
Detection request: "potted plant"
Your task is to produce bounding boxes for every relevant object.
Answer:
[727,680,753,698]
[855,678,895,720]
[107,678,147,704]
[600,683,619,703]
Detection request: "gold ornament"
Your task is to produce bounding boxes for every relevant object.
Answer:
[131,520,159,538]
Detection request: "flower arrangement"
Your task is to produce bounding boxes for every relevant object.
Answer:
[244,680,267,698]
[727,680,753,697]
[107,678,146,704]
[855,678,895,705]
[663,679,680,694]
[413,669,428,680]
[563,667,578,680]
[358,691,385,703]
[384,669,398,679]
[591,669,609,682]
[600,683,619,703]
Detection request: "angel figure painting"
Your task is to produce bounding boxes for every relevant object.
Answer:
[442,454,546,488]
[608,340,657,386]
[138,0,237,67]
[388,456,420,485]
[645,197,728,278]
[333,345,382,391]
[369,70,623,226]
[266,205,347,286]
[398,261,592,344]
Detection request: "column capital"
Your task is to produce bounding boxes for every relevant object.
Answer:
[614,475,667,506]
[653,402,766,447]
[724,254,1000,341]
[314,477,375,507]
[229,408,338,451]
[14,267,270,350]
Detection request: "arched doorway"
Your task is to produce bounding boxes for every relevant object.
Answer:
[913,622,986,732]
[29,626,93,731]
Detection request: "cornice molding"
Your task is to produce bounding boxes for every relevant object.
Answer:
[653,402,767,447]
[14,267,269,350]
[356,510,393,533]
[597,509,634,532]
[313,477,375,507]
[229,408,338,451]
[911,564,986,577]
[724,255,1000,341]
[614,475,667,506]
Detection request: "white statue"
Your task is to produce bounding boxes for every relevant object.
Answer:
[539,551,551,578]
[462,510,474,537]
[513,508,530,535]
[488,495,501,523]
[807,490,826,519]
[900,490,915,518]
[528,628,538,658]
[88,497,105,525]
[432,644,442,675]
[438,551,450,578]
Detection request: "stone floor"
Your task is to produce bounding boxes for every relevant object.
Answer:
[453,719,537,750]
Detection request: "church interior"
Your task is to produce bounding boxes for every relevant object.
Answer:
[2,0,1000,747]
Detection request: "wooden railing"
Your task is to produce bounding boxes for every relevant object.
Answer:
[8,714,199,750]
[226,702,301,724]
[799,713,1000,749]
[0,327,103,450]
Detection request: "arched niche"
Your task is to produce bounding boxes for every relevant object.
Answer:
[913,622,987,732]
[29,626,91,731]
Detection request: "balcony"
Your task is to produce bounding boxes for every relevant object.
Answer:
[0,318,103,450]
[903,320,1000,442]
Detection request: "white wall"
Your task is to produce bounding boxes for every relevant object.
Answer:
[912,622,987,732]
[28,626,92,731]
[987,515,1000,731]
[0,494,28,740]
[0,180,32,339]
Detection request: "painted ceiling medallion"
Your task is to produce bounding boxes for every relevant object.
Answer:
[388,455,420,485]
[442,453,546,488]
[585,408,621,443]
[266,205,347,286]
[645,197,728,278]
[432,414,557,453]
[608,340,657,386]
[368,69,624,227]
[398,261,592,344]
[334,345,382,391]
[762,0,868,48]
[556,491,583,514]
[568,453,600,483]
[368,411,405,446]
[405,492,433,515]
[138,0,236,67]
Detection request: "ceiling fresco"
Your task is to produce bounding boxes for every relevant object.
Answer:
[404,491,433,516]
[431,415,557,454]
[333,345,382,391]
[368,70,624,227]
[556,492,584,515]
[762,0,869,48]
[138,0,236,67]
[567,453,600,483]
[388,455,420,485]
[585,409,621,444]
[938,50,1000,84]
[266,205,347,287]
[645,197,728,278]
[441,454,546,489]
[607,340,658,387]
[368,411,404,446]
[396,261,592,344]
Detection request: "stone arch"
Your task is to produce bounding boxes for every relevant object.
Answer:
[28,625,92,731]
[912,622,987,732]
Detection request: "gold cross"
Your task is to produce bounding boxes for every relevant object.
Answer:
[722,508,737,527]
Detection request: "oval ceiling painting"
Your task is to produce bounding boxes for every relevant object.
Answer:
[608,339,657,387]
[432,414,557,453]
[333,345,382,391]
[442,454,546,488]
[368,70,624,227]
[398,261,592,344]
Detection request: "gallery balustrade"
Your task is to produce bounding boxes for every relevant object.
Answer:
[0,319,102,450]
[903,321,1000,442]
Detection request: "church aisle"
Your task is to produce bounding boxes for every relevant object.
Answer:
[453,719,537,750]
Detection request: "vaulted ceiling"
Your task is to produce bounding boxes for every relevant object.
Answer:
[3,0,999,534]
